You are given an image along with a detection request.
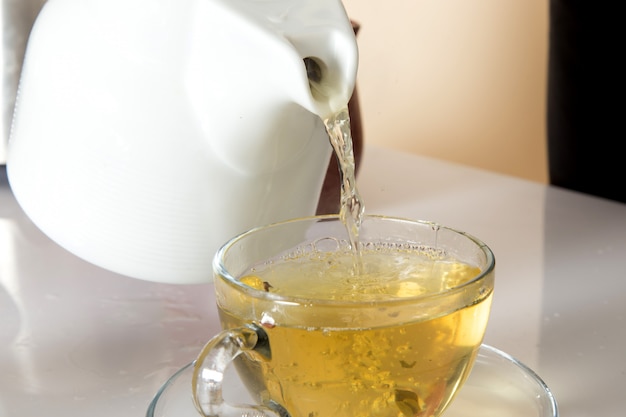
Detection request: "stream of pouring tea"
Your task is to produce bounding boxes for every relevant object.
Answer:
[323,107,365,257]
[305,56,364,262]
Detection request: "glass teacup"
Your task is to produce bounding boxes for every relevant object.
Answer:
[192,215,495,417]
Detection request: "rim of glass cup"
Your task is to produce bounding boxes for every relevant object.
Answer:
[213,214,495,307]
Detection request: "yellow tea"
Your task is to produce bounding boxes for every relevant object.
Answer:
[216,247,493,417]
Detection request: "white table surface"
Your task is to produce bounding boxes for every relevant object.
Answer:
[1,144,625,417]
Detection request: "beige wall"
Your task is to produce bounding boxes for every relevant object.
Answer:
[342,0,549,184]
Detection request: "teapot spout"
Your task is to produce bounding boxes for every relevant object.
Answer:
[278,0,359,119]
[221,0,358,119]
[185,0,358,174]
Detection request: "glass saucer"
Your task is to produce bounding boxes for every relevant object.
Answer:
[146,344,558,417]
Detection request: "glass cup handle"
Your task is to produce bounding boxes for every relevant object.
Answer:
[192,323,289,417]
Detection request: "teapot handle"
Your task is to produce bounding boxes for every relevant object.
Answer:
[192,324,289,417]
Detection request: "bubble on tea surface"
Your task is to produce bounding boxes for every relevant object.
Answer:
[240,276,273,292]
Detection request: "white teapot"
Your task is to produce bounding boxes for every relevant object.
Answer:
[6,0,358,284]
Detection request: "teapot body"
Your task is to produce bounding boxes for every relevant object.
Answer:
[7,0,357,283]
